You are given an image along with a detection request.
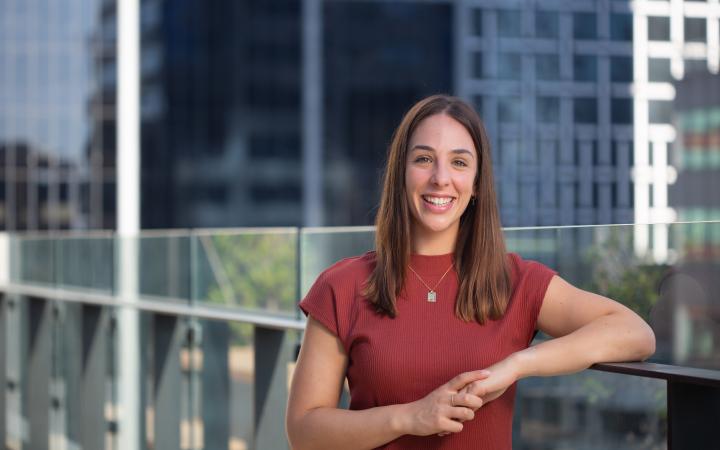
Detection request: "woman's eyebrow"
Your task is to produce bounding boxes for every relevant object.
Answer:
[451,149,475,158]
[410,144,435,152]
[410,145,475,159]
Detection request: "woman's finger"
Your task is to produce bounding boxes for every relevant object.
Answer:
[447,406,474,422]
[447,370,490,391]
[452,392,484,410]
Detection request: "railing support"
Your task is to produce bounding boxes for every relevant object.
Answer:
[80,305,110,449]
[201,321,230,449]
[0,295,6,445]
[254,326,292,450]
[153,314,184,450]
[27,297,51,450]
[668,380,720,449]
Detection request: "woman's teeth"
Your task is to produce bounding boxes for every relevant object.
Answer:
[423,196,453,206]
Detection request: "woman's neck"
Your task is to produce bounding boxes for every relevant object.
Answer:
[410,225,457,255]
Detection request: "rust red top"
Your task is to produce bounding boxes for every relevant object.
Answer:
[299,251,556,450]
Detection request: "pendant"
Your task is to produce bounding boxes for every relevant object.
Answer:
[427,291,437,302]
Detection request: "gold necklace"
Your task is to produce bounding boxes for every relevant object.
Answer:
[407,263,454,302]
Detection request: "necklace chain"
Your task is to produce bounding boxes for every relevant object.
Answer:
[408,262,454,302]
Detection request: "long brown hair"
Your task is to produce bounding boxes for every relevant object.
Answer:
[364,94,511,324]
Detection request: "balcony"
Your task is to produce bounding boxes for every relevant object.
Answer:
[0,222,718,449]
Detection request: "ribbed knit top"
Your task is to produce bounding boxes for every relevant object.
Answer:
[299,251,556,450]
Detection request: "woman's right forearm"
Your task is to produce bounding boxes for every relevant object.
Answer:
[288,402,411,450]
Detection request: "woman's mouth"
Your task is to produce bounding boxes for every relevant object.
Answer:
[421,195,455,212]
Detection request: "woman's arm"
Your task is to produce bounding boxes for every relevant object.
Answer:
[460,275,656,402]
[286,317,488,450]
[516,274,655,376]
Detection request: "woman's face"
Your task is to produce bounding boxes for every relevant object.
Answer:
[405,113,478,249]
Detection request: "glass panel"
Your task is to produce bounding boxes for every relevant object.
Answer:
[500,97,523,123]
[574,55,597,82]
[535,11,558,39]
[498,10,522,38]
[649,58,673,82]
[17,237,55,285]
[192,229,298,315]
[648,16,671,41]
[472,9,483,36]
[138,234,192,303]
[501,223,720,371]
[611,56,633,83]
[536,54,560,81]
[610,13,633,41]
[649,100,673,124]
[612,98,633,124]
[56,235,114,292]
[300,228,374,297]
[472,52,484,79]
[498,53,522,80]
[685,17,707,43]
[574,98,598,124]
[537,97,560,123]
[573,13,597,40]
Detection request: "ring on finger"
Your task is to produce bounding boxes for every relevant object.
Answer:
[450,394,455,407]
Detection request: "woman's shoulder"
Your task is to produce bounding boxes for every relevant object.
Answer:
[315,250,377,286]
[505,251,557,286]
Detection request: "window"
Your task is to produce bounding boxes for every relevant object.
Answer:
[473,95,483,115]
[574,55,597,82]
[498,53,522,80]
[648,58,672,82]
[249,133,300,159]
[574,98,597,123]
[684,58,707,75]
[499,97,522,123]
[472,52,484,79]
[574,13,597,40]
[612,98,633,124]
[536,54,560,80]
[537,97,559,123]
[497,10,522,38]
[611,56,633,82]
[535,11,558,39]
[610,13,633,41]
[648,16,670,41]
[473,9,482,36]
[685,18,707,43]
[649,100,673,124]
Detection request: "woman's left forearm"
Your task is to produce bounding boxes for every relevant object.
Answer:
[512,312,656,380]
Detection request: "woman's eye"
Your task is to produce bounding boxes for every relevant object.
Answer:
[414,156,432,163]
[453,159,468,167]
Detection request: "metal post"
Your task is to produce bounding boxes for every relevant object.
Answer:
[668,381,720,449]
[117,0,141,447]
[0,295,6,445]
[254,326,292,450]
[27,297,51,450]
[201,321,230,450]
[80,305,109,449]
[153,314,183,450]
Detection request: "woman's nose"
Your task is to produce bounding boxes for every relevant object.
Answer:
[430,161,451,186]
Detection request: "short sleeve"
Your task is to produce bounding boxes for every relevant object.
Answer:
[299,271,342,338]
[508,253,557,343]
[523,259,557,327]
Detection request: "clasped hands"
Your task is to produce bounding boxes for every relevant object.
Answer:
[401,356,520,437]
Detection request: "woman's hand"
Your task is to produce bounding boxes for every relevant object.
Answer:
[459,355,522,408]
[400,370,489,437]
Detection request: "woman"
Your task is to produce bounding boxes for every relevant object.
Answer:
[286,95,655,449]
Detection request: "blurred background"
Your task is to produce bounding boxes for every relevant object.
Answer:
[1,0,720,449]
[1,0,718,232]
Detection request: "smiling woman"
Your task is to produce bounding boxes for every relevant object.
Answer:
[285,95,656,450]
